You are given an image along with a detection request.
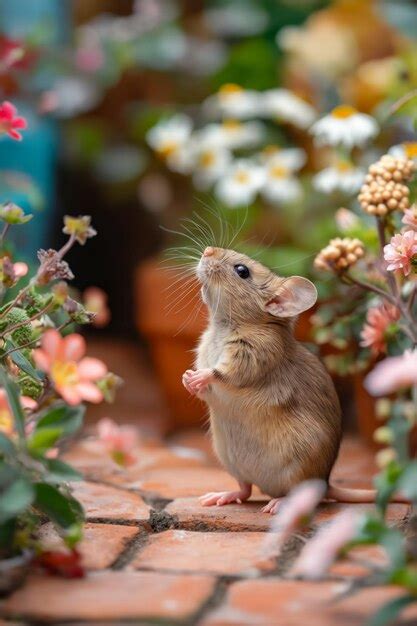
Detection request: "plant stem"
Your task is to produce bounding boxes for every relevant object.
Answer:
[342,274,397,306]
[1,301,53,337]
[0,223,10,246]
[2,336,40,358]
[388,88,417,117]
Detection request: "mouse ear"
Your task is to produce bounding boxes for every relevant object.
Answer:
[265,276,317,318]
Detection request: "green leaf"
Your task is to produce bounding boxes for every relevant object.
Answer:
[366,594,415,626]
[398,460,417,501]
[0,367,26,440]
[0,432,15,457]
[0,477,34,523]
[36,404,85,436]
[34,483,84,530]
[43,459,83,483]
[5,340,43,381]
[27,427,62,456]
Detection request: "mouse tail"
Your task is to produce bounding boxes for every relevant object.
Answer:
[327,484,378,503]
[327,483,409,503]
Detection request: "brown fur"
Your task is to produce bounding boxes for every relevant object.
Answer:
[195,247,342,498]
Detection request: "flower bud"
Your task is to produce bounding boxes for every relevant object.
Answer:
[375,447,396,469]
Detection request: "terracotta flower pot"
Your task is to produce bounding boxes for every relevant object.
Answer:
[136,258,315,431]
[353,373,378,448]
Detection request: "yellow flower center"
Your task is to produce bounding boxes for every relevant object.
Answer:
[336,161,353,173]
[51,361,79,389]
[404,142,417,158]
[331,105,358,119]
[199,151,216,168]
[0,409,13,435]
[222,119,242,132]
[157,141,178,159]
[263,144,280,156]
[270,165,288,179]
[219,83,243,98]
[235,171,250,184]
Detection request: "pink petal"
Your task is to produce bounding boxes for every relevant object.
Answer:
[0,389,8,410]
[41,329,64,361]
[78,357,107,381]
[0,101,16,119]
[62,334,86,362]
[12,116,27,129]
[21,396,37,410]
[33,348,52,373]
[77,382,103,403]
[58,385,82,406]
[14,262,28,277]
[8,129,22,140]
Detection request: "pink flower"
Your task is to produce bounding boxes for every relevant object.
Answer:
[83,287,111,328]
[402,205,417,231]
[260,480,326,561]
[291,509,360,579]
[384,230,417,276]
[365,350,417,396]
[360,303,400,356]
[0,101,27,141]
[34,329,107,405]
[97,418,138,467]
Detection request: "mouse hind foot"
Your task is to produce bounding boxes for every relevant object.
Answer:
[199,482,252,507]
[261,498,282,515]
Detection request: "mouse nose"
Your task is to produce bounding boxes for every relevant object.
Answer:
[203,246,214,257]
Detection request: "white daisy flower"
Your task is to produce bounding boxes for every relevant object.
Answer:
[313,162,366,194]
[215,159,265,207]
[389,142,417,164]
[262,89,316,129]
[203,83,261,119]
[262,163,302,205]
[310,105,378,149]
[261,146,306,172]
[192,144,231,190]
[197,120,265,150]
[146,114,193,173]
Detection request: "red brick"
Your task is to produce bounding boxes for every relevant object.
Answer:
[39,522,140,570]
[200,579,417,626]
[4,572,216,622]
[121,466,238,498]
[330,545,388,578]
[70,481,150,523]
[168,428,219,466]
[132,529,272,575]
[165,497,271,531]
[314,502,410,526]
[62,439,121,482]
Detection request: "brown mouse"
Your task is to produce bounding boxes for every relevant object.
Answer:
[182,245,396,513]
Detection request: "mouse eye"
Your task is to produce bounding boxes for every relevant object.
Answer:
[234,264,250,279]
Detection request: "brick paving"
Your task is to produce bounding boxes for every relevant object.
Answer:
[0,430,413,625]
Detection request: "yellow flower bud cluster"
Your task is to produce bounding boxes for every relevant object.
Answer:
[358,155,414,217]
[314,237,365,273]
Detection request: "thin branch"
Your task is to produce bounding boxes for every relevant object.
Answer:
[388,88,417,117]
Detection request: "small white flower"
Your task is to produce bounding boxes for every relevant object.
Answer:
[313,162,365,194]
[146,114,193,173]
[192,144,231,190]
[389,141,417,164]
[215,159,265,207]
[262,163,302,205]
[261,146,306,172]
[262,89,316,129]
[311,105,378,149]
[203,83,261,119]
[198,120,265,150]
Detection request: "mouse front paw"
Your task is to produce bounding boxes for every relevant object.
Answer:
[182,368,214,395]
